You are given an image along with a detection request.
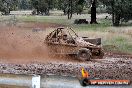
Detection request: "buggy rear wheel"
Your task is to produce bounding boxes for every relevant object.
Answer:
[96,49,104,59]
[77,48,92,61]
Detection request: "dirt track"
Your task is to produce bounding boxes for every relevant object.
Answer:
[0,22,132,81]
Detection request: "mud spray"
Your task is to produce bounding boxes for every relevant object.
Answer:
[0,22,76,64]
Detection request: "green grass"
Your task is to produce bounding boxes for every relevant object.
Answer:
[17,15,110,27]
[17,16,71,25]
[72,23,110,32]
[103,36,132,54]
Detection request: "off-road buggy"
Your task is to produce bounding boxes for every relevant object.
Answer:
[45,27,104,61]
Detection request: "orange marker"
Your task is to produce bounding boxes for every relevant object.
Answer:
[81,67,89,78]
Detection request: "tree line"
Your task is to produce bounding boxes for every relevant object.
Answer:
[0,0,132,26]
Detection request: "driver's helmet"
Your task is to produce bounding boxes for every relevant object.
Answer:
[61,31,67,36]
[61,31,67,40]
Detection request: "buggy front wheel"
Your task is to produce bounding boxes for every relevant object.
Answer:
[77,48,92,61]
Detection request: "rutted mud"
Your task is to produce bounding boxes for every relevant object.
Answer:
[0,57,132,81]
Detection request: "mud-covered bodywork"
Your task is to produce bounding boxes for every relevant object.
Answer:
[45,27,104,61]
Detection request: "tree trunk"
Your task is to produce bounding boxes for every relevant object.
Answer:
[68,0,70,19]
[90,0,97,24]
[68,9,70,19]
[67,0,72,19]
[45,8,50,15]
[111,0,115,26]
[36,7,39,15]
[63,9,67,15]
[5,3,10,15]
[70,0,73,19]
[113,13,120,26]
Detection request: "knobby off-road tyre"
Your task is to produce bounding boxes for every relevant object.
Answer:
[77,48,92,61]
[97,49,104,59]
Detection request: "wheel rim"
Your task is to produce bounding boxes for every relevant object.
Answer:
[77,48,92,61]
[80,53,87,59]
[80,52,90,61]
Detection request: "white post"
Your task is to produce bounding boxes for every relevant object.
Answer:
[32,75,40,88]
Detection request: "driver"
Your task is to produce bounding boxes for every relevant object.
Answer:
[63,34,67,40]
[59,31,68,44]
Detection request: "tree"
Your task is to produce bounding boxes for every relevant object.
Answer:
[85,0,98,24]
[19,0,29,10]
[56,0,68,15]
[67,0,73,19]
[0,0,3,12]
[31,0,54,15]
[56,0,85,19]
[0,0,18,15]
[76,0,85,15]
[90,0,98,24]
[76,5,83,15]
[101,0,132,26]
